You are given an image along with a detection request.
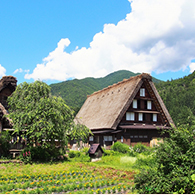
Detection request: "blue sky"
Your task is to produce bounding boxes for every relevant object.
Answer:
[0,0,195,85]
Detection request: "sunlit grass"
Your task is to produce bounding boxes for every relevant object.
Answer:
[120,156,137,165]
[0,162,81,177]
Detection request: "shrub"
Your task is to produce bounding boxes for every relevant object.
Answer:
[68,150,81,158]
[81,147,90,155]
[30,146,51,162]
[103,149,118,156]
[19,148,32,164]
[133,154,157,170]
[133,142,148,153]
[19,145,61,163]
[110,142,129,153]
[127,147,136,157]
[70,152,90,162]
[134,126,195,193]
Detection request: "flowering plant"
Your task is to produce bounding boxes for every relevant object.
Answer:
[20,149,32,164]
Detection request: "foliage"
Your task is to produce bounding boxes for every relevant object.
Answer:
[156,71,195,126]
[133,154,157,170]
[132,142,148,153]
[134,125,195,194]
[19,148,32,164]
[111,142,130,153]
[50,70,161,114]
[80,147,90,155]
[7,81,91,161]
[103,149,118,156]
[68,149,91,162]
[20,146,62,163]
[68,150,81,158]
[0,131,11,158]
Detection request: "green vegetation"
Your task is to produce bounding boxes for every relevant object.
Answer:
[0,166,131,194]
[7,81,91,162]
[0,131,11,158]
[0,155,134,194]
[50,70,161,114]
[156,71,195,126]
[134,125,195,194]
[110,141,130,153]
[1,128,194,194]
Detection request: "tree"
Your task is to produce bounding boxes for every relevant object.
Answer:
[134,124,195,194]
[7,81,91,160]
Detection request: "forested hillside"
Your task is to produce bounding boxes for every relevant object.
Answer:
[156,71,195,126]
[50,70,161,113]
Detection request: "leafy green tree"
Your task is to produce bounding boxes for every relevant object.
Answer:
[134,124,195,193]
[7,81,91,159]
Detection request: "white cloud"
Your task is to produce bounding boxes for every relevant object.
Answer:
[14,68,30,74]
[0,64,6,77]
[189,62,195,73]
[25,0,195,81]
[14,68,23,74]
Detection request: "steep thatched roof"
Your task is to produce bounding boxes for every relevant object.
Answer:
[0,76,17,93]
[75,73,174,130]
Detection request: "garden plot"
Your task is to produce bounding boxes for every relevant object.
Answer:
[0,169,131,194]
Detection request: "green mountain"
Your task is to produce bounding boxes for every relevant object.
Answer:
[155,71,195,126]
[50,70,161,114]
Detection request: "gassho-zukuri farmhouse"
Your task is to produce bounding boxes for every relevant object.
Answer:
[75,73,175,149]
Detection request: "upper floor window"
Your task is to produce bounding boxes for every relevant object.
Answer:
[133,99,137,108]
[147,100,152,109]
[140,88,145,97]
[153,113,157,122]
[126,112,135,121]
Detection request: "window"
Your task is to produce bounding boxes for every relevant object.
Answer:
[153,113,157,122]
[140,88,145,97]
[104,136,112,141]
[133,99,137,108]
[89,136,94,141]
[126,112,135,121]
[138,113,143,121]
[147,100,152,109]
